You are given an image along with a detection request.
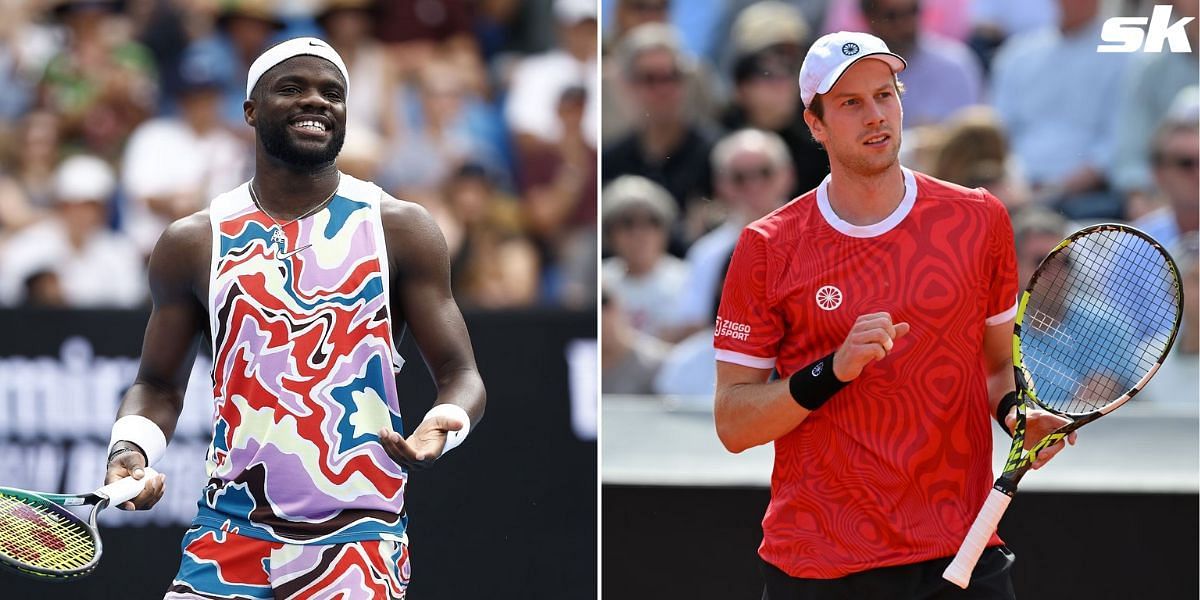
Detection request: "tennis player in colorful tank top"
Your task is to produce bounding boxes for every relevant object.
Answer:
[713,32,1075,599]
[101,38,485,599]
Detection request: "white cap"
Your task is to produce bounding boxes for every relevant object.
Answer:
[245,37,349,100]
[799,31,906,108]
[601,175,677,228]
[53,155,115,204]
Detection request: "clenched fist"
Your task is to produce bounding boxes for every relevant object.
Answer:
[832,312,910,381]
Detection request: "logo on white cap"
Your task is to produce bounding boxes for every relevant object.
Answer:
[842,43,860,56]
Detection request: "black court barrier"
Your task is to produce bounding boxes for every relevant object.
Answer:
[603,484,1199,600]
[0,308,597,599]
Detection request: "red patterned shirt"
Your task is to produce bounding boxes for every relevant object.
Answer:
[715,168,1018,578]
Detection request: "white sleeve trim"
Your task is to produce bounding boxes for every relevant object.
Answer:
[985,298,1019,326]
[714,349,777,370]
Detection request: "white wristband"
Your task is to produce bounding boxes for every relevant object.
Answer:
[109,415,168,466]
[422,404,471,456]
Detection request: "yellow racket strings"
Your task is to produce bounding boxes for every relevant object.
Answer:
[0,494,96,571]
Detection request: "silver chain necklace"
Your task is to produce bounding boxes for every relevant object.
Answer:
[249,174,340,250]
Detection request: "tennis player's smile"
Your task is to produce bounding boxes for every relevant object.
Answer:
[289,115,332,138]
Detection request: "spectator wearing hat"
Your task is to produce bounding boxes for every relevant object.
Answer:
[39,0,158,158]
[720,3,829,199]
[722,1,811,80]
[505,0,598,152]
[120,52,250,255]
[601,175,688,341]
[181,0,285,129]
[859,0,983,129]
[316,0,397,139]
[603,23,717,237]
[990,0,1129,219]
[707,0,830,64]
[0,154,145,307]
[1110,0,1199,203]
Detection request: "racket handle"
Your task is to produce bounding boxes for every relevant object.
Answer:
[943,487,1013,589]
[98,467,160,507]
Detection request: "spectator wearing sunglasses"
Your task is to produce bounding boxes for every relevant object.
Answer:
[859,0,982,129]
[600,0,722,145]
[603,23,717,237]
[601,175,688,341]
[1131,91,1200,252]
[669,129,793,342]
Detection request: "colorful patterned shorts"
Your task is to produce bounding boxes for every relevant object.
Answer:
[164,523,410,599]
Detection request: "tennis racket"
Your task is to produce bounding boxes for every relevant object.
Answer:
[943,223,1183,588]
[0,468,159,581]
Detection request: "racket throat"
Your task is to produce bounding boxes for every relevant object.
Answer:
[993,477,1019,496]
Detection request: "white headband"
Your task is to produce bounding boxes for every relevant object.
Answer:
[245,37,350,100]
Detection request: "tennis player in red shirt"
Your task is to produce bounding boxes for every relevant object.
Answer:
[713,31,1076,599]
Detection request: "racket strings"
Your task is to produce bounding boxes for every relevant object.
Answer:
[0,494,96,571]
[1022,228,1180,415]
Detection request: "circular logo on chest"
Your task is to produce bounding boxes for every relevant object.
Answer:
[816,285,843,311]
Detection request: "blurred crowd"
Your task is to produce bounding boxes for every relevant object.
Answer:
[600,0,1199,404]
[0,0,598,311]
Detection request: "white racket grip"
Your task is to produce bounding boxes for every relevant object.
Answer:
[98,467,160,507]
[943,488,1013,589]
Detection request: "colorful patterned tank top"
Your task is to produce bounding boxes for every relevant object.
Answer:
[197,173,408,544]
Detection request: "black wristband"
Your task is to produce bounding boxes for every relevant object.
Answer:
[787,352,848,411]
[108,442,147,465]
[996,390,1020,437]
